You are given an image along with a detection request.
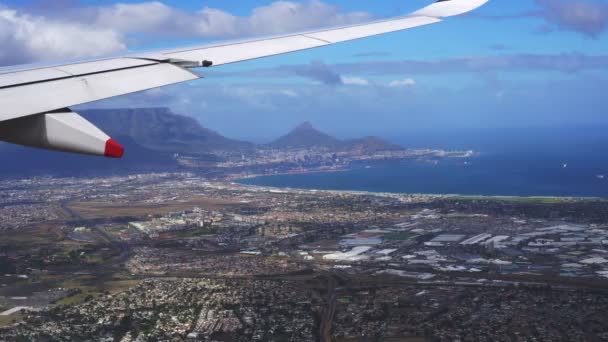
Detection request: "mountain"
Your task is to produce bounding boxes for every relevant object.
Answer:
[81,108,253,155]
[0,107,253,177]
[345,136,403,152]
[0,113,404,177]
[270,122,341,149]
[270,122,403,151]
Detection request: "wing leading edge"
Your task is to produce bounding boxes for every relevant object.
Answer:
[0,0,488,157]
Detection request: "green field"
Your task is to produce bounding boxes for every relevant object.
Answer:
[0,313,24,327]
[452,195,605,204]
[385,232,418,241]
[173,226,219,237]
[56,277,142,306]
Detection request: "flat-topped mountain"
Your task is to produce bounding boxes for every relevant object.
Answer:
[0,112,404,176]
[0,107,244,176]
[82,108,253,155]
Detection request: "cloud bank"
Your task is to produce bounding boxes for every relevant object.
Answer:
[212,53,608,84]
[474,0,608,37]
[536,0,608,37]
[0,7,125,65]
[0,0,371,66]
[88,1,370,38]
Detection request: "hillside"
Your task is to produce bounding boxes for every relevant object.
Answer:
[269,122,342,149]
[0,113,404,177]
[270,122,403,151]
[82,108,253,155]
[345,136,404,152]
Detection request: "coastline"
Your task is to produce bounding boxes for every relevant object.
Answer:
[226,166,349,182]
[233,177,606,202]
[221,149,478,182]
[231,163,608,201]
[226,153,472,182]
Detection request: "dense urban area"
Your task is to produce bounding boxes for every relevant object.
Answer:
[0,171,607,341]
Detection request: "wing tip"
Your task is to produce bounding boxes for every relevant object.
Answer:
[414,0,489,18]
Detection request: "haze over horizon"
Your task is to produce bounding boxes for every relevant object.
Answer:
[1,0,607,141]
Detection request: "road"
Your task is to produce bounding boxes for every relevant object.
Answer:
[60,200,131,264]
[319,275,338,342]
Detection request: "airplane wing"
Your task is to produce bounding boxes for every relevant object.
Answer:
[0,0,488,158]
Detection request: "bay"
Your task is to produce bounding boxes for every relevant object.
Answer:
[239,127,608,197]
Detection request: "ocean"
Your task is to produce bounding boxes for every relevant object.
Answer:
[238,126,608,197]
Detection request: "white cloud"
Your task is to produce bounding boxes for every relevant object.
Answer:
[0,1,372,67]
[389,78,416,87]
[0,8,125,65]
[280,89,299,97]
[536,0,608,37]
[89,0,371,38]
[90,2,242,37]
[246,0,371,36]
[341,76,370,86]
[93,2,181,33]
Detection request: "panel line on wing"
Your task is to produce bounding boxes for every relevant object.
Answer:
[0,62,159,90]
[300,34,333,45]
[0,63,200,122]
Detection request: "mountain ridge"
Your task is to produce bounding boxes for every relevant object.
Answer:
[82,108,253,155]
[269,121,403,152]
[0,108,404,176]
[269,121,342,149]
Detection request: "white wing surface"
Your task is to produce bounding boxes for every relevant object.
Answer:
[0,0,488,157]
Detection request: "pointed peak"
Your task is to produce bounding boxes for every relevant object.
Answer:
[271,121,339,148]
[294,121,315,131]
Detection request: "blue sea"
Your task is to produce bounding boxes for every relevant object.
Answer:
[239,126,608,197]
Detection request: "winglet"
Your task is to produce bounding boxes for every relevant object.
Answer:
[413,0,489,18]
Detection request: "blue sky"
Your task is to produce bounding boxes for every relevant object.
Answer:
[2,0,608,142]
